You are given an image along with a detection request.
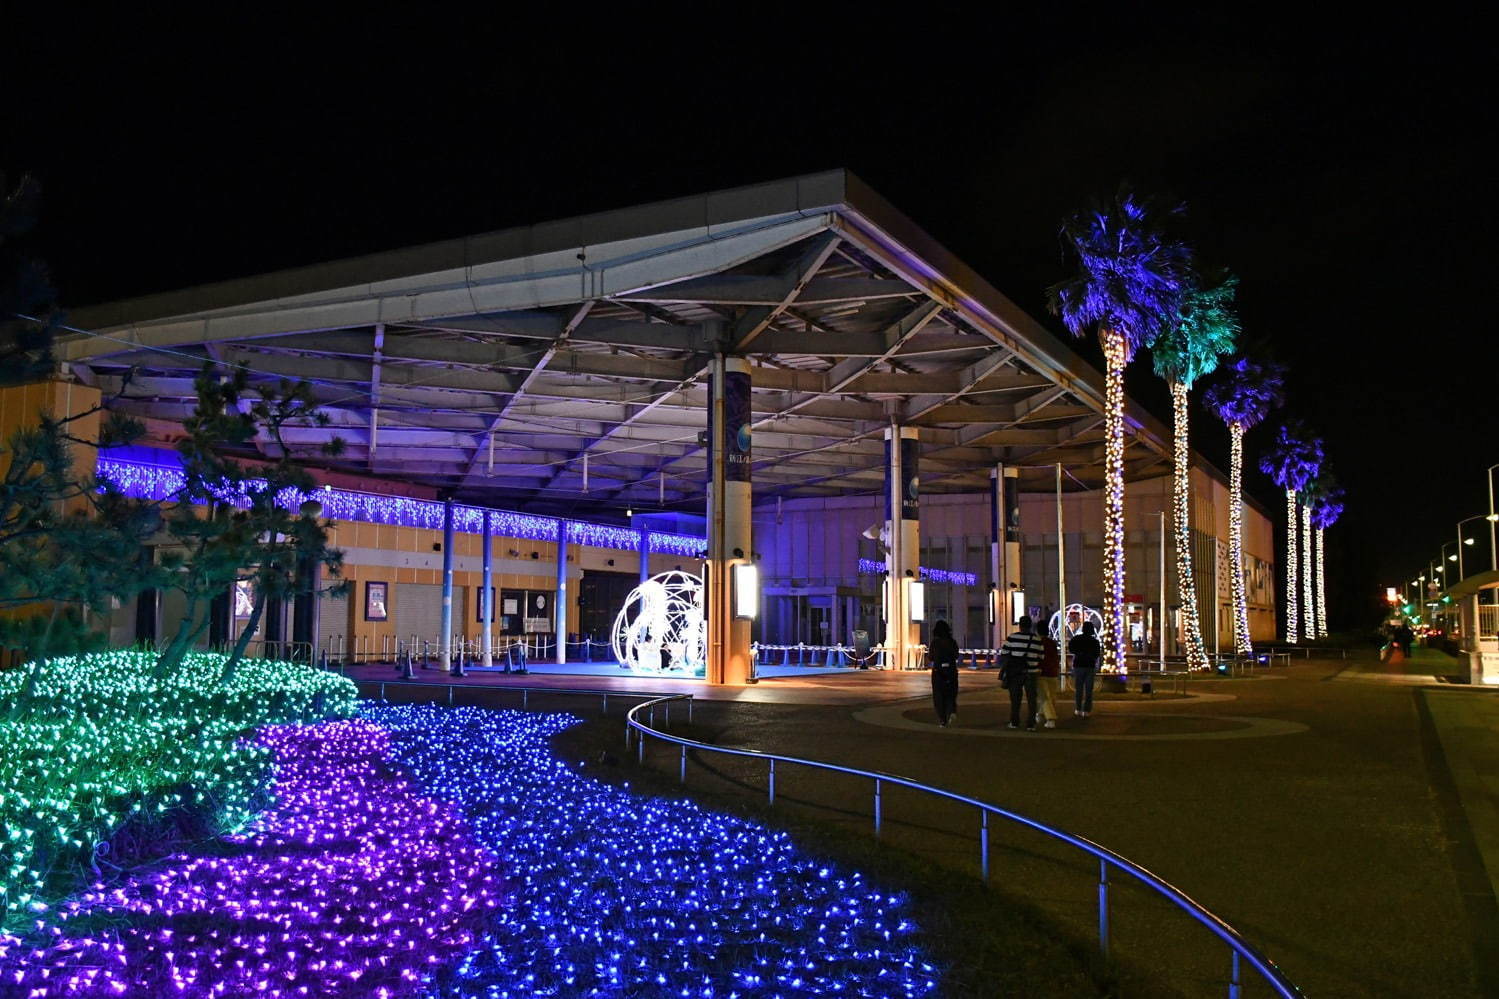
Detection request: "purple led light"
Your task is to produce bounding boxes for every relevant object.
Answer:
[857,558,976,586]
[2,719,501,998]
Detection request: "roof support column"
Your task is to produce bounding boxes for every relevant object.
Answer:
[481,510,494,669]
[885,425,921,670]
[555,529,569,664]
[706,348,753,685]
[440,495,461,676]
[990,464,1021,649]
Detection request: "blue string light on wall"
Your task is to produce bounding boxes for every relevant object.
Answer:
[96,457,704,557]
[856,559,976,587]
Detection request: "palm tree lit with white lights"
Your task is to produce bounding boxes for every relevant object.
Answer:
[1152,273,1239,670]
[1048,190,1194,671]
[1307,475,1344,639]
[1203,357,1284,655]
[1259,421,1323,644]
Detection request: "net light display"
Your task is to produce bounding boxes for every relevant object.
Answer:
[369,704,939,998]
[3,718,500,998]
[96,456,704,557]
[0,650,357,934]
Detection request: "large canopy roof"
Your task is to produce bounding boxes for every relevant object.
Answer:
[63,170,1176,515]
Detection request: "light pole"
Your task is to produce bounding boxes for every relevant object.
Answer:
[1457,516,1486,581]
[1486,464,1498,574]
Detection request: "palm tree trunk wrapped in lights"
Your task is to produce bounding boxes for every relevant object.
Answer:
[1048,190,1194,672]
[1285,489,1300,643]
[1205,358,1284,656]
[1100,330,1130,669]
[1170,381,1208,669]
[1316,527,1328,637]
[1302,501,1315,640]
[1227,421,1253,653]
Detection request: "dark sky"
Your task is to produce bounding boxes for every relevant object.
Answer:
[4,12,1494,628]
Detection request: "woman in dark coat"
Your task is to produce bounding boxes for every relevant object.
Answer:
[928,619,961,726]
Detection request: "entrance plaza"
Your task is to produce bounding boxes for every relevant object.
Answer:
[344,647,1498,997]
[58,171,1278,672]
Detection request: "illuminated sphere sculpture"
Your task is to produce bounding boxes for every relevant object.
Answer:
[1048,603,1104,642]
[611,570,706,675]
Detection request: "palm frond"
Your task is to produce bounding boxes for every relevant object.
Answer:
[1203,355,1285,429]
[1152,272,1239,387]
[1259,420,1324,492]
[1046,188,1195,362]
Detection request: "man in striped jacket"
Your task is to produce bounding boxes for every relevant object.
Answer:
[1000,616,1046,730]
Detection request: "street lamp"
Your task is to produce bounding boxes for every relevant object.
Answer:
[1457,516,1486,580]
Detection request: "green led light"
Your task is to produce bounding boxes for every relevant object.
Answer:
[0,649,355,931]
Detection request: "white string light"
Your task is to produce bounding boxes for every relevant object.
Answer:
[1171,381,1208,670]
[1285,488,1299,644]
[1302,502,1314,639]
[1228,423,1253,655]
[1101,331,1128,671]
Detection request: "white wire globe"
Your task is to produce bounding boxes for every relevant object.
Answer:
[611,570,706,675]
[1049,603,1103,642]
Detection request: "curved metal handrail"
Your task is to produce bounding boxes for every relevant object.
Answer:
[625,694,1300,998]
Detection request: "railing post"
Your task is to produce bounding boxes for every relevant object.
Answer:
[874,778,882,838]
[768,759,776,805]
[624,721,631,750]
[602,693,608,714]
[448,685,454,706]
[679,744,687,783]
[638,728,645,763]
[664,702,670,728]
[1098,859,1110,958]
[688,697,694,724]
[980,810,989,880]
[1228,949,1241,999]
[523,688,529,709]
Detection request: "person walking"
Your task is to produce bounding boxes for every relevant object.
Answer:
[1000,615,1046,730]
[928,619,960,726]
[1070,620,1101,717]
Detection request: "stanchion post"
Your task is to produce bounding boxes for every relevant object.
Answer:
[679,745,686,784]
[1098,859,1110,957]
[980,810,989,880]
[768,759,776,805]
[874,778,882,837]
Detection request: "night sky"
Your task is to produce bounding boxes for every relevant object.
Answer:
[4,13,1494,629]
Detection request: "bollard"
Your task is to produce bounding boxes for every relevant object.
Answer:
[768,759,776,805]
[782,645,791,667]
[873,778,882,837]
[1229,950,1241,999]
[679,745,686,784]
[824,646,837,668]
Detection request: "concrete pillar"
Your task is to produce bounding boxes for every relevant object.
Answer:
[555,529,569,664]
[989,465,1021,647]
[706,351,752,684]
[884,425,920,669]
[440,496,459,675]
[481,510,494,668]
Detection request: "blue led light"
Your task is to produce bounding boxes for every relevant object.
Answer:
[96,457,703,557]
[365,704,939,997]
[856,559,976,587]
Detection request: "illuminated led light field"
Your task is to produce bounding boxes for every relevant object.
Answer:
[2,718,501,998]
[0,650,357,931]
[370,704,939,998]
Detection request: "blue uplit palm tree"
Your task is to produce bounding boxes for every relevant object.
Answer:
[1203,357,1285,654]
[1259,421,1324,643]
[1307,474,1344,638]
[1048,190,1194,670]
[1152,273,1239,669]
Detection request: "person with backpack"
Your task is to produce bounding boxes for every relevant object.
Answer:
[928,619,960,726]
[1000,615,1046,730]
[1070,620,1101,717]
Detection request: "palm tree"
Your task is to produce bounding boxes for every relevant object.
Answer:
[1259,421,1323,644]
[1151,273,1239,670]
[1204,357,1284,655]
[1307,475,1344,639]
[1048,190,1194,670]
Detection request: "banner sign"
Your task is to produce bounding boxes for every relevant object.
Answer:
[724,370,751,482]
